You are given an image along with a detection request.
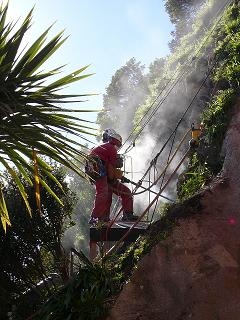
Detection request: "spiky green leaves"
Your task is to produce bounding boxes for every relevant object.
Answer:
[0,3,96,230]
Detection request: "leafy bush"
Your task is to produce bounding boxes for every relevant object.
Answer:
[33,259,120,320]
[177,154,212,200]
[178,88,235,201]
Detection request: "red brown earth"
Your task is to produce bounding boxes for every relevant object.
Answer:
[107,106,240,320]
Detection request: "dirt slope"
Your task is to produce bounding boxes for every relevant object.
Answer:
[107,105,240,320]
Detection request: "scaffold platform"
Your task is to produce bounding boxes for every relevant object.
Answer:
[90,221,150,242]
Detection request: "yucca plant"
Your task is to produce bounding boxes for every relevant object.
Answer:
[0,3,96,230]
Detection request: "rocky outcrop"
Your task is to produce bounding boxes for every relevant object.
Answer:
[107,106,240,320]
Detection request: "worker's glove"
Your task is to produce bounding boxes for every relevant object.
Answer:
[116,154,124,168]
[114,168,123,179]
[121,176,130,183]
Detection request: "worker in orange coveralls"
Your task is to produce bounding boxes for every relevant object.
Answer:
[88,129,138,225]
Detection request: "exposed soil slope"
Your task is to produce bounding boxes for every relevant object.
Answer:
[107,105,240,320]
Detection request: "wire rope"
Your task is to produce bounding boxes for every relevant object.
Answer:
[121,0,233,152]
[149,128,177,223]
[102,0,232,242]
[131,128,190,196]
[105,147,191,257]
[94,0,234,249]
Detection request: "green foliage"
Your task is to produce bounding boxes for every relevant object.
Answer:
[165,0,206,25]
[0,3,96,229]
[166,0,233,73]
[214,3,240,89]
[33,259,120,320]
[202,89,235,172]
[177,154,212,200]
[36,219,176,320]
[97,57,149,137]
[178,88,235,201]
[164,0,206,51]
[118,238,154,272]
[203,89,234,144]
[158,202,173,218]
[175,2,240,201]
[147,57,166,86]
[0,164,76,319]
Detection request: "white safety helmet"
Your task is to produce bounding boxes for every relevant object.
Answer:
[108,131,122,145]
[102,128,117,142]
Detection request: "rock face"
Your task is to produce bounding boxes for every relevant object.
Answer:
[107,107,240,320]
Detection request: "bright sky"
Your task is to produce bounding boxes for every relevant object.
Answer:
[6,0,173,138]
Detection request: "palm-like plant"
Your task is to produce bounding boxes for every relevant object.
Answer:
[0,3,96,230]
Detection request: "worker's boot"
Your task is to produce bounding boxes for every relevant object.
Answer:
[122,212,138,221]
